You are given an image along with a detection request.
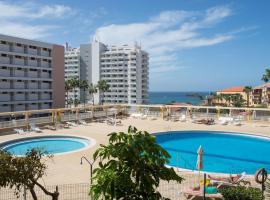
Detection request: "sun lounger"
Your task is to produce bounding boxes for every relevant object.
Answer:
[106,117,122,126]
[30,123,42,133]
[14,128,26,134]
[179,114,186,122]
[44,125,56,130]
[130,113,143,119]
[209,172,249,188]
[58,123,70,129]
[140,114,147,120]
[66,121,78,127]
[79,120,88,125]
[183,189,223,200]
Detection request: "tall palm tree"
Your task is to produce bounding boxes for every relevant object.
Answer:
[244,86,252,107]
[79,80,89,107]
[97,80,110,105]
[262,68,270,82]
[64,80,72,107]
[88,83,98,105]
[69,77,80,107]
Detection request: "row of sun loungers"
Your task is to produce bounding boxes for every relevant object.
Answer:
[13,119,91,134]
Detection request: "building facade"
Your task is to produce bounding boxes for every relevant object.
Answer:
[0,34,65,112]
[66,41,149,105]
[99,44,149,104]
[251,83,270,107]
[64,46,80,102]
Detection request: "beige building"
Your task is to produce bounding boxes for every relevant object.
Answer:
[215,86,248,106]
[0,34,65,112]
[251,83,270,107]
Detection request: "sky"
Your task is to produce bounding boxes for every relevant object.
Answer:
[0,0,269,92]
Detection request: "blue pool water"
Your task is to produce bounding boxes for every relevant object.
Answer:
[1,136,91,156]
[156,131,270,174]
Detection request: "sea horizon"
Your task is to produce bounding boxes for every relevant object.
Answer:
[149,91,210,105]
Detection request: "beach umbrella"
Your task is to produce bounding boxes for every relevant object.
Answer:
[252,110,257,120]
[196,145,204,198]
[196,145,203,171]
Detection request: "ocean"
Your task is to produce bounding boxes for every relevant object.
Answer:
[149,92,210,105]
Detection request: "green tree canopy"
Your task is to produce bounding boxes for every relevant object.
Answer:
[0,149,58,200]
[90,126,183,200]
[97,80,110,105]
[262,68,270,82]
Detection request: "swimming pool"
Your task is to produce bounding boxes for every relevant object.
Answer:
[0,135,95,156]
[155,131,270,174]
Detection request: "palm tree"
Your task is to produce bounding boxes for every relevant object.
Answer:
[79,80,89,107]
[244,86,252,107]
[64,80,72,107]
[97,80,110,105]
[88,83,98,105]
[69,77,80,107]
[262,68,270,82]
[223,94,231,106]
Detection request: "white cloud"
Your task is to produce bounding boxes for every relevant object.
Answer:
[0,1,71,19]
[0,1,72,39]
[0,21,57,39]
[94,5,237,74]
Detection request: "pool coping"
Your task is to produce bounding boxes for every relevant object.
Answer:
[0,135,96,157]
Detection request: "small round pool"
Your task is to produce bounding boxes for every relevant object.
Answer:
[155,131,270,174]
[0,136,95,156]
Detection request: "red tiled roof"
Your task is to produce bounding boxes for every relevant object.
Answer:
[219,86,245,92]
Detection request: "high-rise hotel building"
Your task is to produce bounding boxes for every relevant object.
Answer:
[0,34,65,112]
[64,46,80,102]
[67,41,149,105]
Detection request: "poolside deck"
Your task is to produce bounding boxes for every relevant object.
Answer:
[0,117,268,186]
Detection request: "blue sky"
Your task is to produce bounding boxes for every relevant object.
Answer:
[0,0,269,92]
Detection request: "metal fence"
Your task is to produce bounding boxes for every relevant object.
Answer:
[0,183,91,200]
[0,176,201,200]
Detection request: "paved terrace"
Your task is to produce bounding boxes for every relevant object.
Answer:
[0,105,269,199]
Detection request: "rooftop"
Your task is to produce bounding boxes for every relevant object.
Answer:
[219,86,245,93]
[253,83,270,90]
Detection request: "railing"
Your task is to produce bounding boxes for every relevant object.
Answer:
[0,104,270,131]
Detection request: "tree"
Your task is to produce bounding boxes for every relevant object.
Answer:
[90,126,183,200]
[69,77,80,107]
[244,86,252,107]
[64,80,72,107]
[223,94,232,106]
[0,149,59,200]
[262,68,270,82]
[79,80,89,107]
[97,80,110,105]
[231,94,246,107]
[89,83,98,105]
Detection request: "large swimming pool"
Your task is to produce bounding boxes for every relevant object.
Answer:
[155,131,270,174]
[0,136,95,156]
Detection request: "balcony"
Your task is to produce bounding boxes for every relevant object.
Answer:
[0,44,9,52]
[14,46,24,54]
[0,56,11,64]
[28,60,38,67]
[0,68,10,76]
[0,81,10,89]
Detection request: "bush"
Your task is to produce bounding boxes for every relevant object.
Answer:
[220,186,262,200]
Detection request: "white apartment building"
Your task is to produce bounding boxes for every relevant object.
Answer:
[78,41,149,105]
[64,46,80,102]
[100,44,149,104]
[0,34,65,112]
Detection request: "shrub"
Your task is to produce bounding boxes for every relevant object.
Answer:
[220,186,262,200]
